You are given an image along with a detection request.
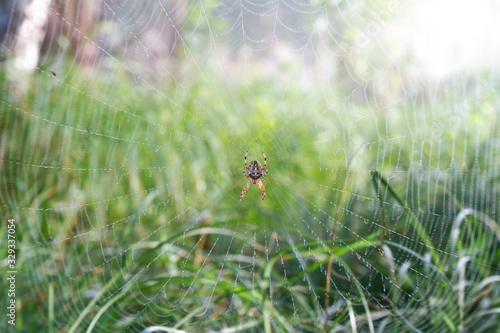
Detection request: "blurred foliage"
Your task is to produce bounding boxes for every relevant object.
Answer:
[1,12,500,331]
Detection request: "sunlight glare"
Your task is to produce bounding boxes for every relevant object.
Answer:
[412,0,500,79]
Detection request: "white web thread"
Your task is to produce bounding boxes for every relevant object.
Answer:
[2,0,499,332]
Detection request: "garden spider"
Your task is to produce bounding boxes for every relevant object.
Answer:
[240,149,268,201]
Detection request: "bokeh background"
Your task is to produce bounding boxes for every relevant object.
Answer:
[1,0,500,332]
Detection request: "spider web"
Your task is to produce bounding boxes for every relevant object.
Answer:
[1,0,500,332]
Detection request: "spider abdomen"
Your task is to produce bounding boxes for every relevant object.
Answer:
[248,160,263,179]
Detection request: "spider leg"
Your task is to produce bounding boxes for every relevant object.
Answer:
[239,179,252,201]
[243,148,249,177]
[262,166,269,179]
[257,179,266,201]
[261,150,269,179]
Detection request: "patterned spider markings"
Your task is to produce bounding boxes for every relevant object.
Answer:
[240,148,268,201]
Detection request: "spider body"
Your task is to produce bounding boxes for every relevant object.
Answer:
[247,160,264,179]
[240,149,268,201]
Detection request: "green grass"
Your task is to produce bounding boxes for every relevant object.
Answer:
[0,57,500,333]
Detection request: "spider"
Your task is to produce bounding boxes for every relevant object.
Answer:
[240,148,268,201]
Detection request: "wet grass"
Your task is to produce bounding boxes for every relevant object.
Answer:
[0,61,499,332]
